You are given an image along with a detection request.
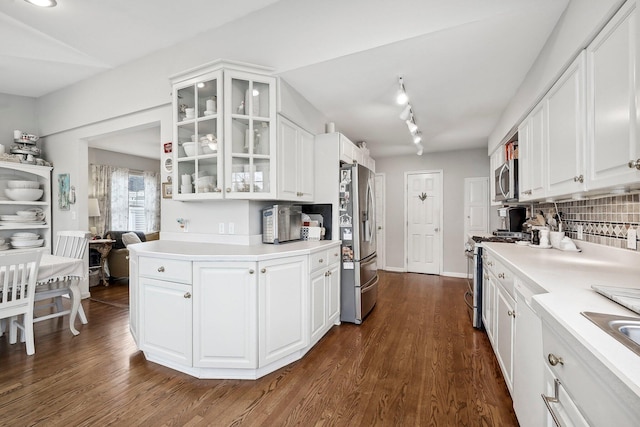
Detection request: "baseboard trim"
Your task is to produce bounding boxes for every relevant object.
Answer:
[384,267,405,273]
[441,271,469,279]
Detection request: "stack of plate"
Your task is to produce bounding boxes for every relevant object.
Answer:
[10,232,43,249]
[0,211,46,226]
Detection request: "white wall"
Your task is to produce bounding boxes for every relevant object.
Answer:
[88,148,160,172]
[376,147,489,276]
[0,94,38,146]
[488,0,625,153]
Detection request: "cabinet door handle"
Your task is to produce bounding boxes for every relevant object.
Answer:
[498,273,505,279]
[319,258,323,263]
[573,174,584,183]
[547,353,564,366]
[261,268,266,273]
[249,269,255,274]
[325,271,330,277]
[157,266,165,273]
[184,292,191,299]
[334,253,339,257]
[508,310,514,317]
[541,378,562,427]
[226,187,231,192]
[629,159,640,170]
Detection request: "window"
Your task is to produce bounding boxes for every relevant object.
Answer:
[128,173,146,231]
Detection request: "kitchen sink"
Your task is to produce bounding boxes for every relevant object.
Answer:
[582,311,640,357]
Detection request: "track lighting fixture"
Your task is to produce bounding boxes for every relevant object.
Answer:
[24,0,57,7]
[396,76,423,155]
[396,77,409,104]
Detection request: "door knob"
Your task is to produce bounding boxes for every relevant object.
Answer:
[157,266,165,272]
[573,175,584,183]
[629,159,640,170]
[184,292,191,299]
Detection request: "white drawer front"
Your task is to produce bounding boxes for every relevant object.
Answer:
[139,257,192,284]
[310,250,328,272]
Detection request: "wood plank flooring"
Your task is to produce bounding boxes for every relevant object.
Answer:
[0,272,517,426]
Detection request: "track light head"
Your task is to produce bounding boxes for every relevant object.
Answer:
[396,76,408,104]
[399,104,412,121]
[413,134,422,144]
[406,120,418,134]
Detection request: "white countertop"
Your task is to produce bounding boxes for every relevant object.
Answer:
[482,241,640,397]
[128,239,340,262]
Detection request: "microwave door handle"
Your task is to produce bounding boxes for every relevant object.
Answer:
[498,163,508,198]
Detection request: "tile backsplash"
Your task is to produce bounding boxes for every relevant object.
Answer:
[537,194,640,251]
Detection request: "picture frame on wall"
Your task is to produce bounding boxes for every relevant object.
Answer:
[162,182,172,199]
[58,173,70,210]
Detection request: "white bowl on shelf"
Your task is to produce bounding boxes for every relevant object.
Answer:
[195,175,215,187]
[11,239,44,248]
[183,142,196,157]
[7,180,40,189]
[4,188,44,201]
[11,232,40,241]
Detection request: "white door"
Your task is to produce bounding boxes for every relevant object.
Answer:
[374,173,385,270]
[406,171,442,274]
[463,177,489,246]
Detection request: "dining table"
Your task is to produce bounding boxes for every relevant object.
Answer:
[36,253,86,336]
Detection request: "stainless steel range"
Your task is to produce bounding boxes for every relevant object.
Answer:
[465,235,521,329]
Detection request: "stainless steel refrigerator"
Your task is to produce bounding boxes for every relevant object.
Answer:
[339,163,378,324]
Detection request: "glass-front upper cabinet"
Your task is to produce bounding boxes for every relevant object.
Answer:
[173,70,223,200]
[224,70,276,199]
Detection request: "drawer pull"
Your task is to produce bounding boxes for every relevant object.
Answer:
[261,268,266,273]
[319,258,324,263]
[249,269,255,274]
[573,174,584,183]
[548,353,564,366]
[184,292,191,299]
[629,159,640,170]
[157,266,165,273]
[541,378,562,427]
[325,271,330,277]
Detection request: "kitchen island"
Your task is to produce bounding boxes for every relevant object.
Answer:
[482,241,640,426]
[128,239,341,380]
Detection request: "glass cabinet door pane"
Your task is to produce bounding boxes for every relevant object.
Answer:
[177,162,195,195]
[253,120,270,156]
[196,158,220,193]
[177,123,196,158]
[253,82,269,117]
[231,78,250,115]
[230,158,251,193]
[177,86,195,122]
[253,159,270,193]
[197,79,218,119]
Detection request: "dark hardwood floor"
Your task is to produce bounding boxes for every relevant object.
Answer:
[0,271,517,426]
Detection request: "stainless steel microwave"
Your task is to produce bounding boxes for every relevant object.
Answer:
[494,159,518,202]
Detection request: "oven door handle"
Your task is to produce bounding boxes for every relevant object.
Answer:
[463,290,475,310]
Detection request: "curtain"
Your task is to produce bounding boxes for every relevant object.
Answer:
[144,171,160,232]
[90,164,112,237]
[110,167,129,230]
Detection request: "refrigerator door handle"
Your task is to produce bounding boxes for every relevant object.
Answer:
[364,176,375,242]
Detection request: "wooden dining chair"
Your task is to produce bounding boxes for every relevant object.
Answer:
[0,250,43,355]
[33,231,90,326]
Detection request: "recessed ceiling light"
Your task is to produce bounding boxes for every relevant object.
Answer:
[24,0,57,7]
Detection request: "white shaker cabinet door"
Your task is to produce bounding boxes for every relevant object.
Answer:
[309,269,327,346]
[587,0,640,190]
[139,277,193,366]
[259,255,309,367]
[193,261,258,369]
[546,51,587,198]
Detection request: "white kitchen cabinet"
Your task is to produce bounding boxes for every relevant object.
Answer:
[193,261,257,369]
[258,255,308,367]
[513,278,544,427]
[0,162,52,252]
[309,246,341,346]
[546,51,587,198]
[518,102,546,201]
[494,281,515,393]
[541,317,640,426]
[481,256,495,345]
[170,61,277,200]
[277,115,314,201]
[139,277,193,366]
[586,0,640,191]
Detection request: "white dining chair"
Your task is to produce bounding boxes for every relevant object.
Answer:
[0,250,43,355]
[33,231,90,327]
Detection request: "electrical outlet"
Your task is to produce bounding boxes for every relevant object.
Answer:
[228,222,235,234]
[627,228,637,250]
[219,223,225,234]
[577,224,584,240]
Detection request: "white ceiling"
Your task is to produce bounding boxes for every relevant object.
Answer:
[0,0,569,159]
